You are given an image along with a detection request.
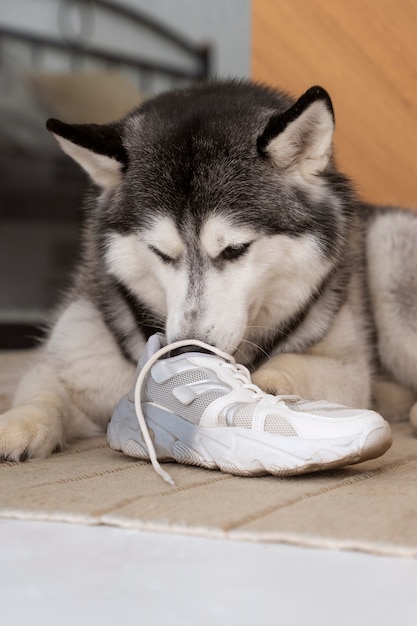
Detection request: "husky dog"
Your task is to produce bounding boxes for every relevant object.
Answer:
[1,81,417,461]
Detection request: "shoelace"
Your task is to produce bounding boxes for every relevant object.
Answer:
[133,338,298,485]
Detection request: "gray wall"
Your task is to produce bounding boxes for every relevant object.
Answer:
[0,0,251,78]
[121,0,250,77]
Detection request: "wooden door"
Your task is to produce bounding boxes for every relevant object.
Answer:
[252,0,417,207]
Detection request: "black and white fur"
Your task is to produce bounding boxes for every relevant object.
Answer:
[1,81,417,461]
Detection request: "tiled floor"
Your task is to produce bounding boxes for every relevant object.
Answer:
[1,519,417,626]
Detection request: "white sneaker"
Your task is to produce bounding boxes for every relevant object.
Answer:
[107,334,392,485]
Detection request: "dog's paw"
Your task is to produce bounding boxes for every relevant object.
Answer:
[251,367,296,396]
[373,379,417,422]
[0,404,63,462]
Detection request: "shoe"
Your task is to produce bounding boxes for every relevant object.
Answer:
[107,334,392,485]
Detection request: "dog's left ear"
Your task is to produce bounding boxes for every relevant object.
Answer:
[46,119,128,190]
[257,86,335,180]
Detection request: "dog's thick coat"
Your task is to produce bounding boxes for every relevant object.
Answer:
[1,81,417,461]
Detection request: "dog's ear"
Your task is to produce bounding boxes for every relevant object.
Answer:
[257,86,335,180]
[46,119,128,190]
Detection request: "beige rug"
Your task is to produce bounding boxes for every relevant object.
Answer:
[1,351,417,558]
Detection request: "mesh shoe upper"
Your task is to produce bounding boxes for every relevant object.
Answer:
[143,355,300,436]
[138,341,383,440]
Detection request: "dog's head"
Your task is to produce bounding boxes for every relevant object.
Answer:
[47,82,352,361]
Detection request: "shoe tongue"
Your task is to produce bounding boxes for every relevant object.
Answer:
[140,333,167,368]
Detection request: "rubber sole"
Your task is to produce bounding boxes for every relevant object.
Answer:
[107,398,392,477]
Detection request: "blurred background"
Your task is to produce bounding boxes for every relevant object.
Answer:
[0,0,250,348]
[1,0,416,349]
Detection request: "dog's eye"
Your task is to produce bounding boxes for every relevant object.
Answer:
[149,245,175,264]
[220,242,252,262]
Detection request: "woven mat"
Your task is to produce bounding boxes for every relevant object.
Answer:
[1,351,417,558]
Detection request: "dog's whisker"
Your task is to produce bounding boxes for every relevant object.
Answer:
[141,315,165,330]
[234,346,257,371]
[240,338,271,361]
[246,325,275,332]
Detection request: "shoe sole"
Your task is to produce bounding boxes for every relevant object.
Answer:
[107,399,392,477]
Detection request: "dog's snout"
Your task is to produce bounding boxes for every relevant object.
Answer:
[183,309,198,323]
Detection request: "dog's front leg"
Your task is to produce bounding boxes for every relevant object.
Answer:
[0,298,138,461]
[0,359,80,461]
[252,351,371,409]
[252,303,372,409]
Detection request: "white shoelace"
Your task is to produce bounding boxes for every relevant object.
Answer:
[133,338,266,486]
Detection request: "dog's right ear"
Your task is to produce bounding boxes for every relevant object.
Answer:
[46,119,128,191]
[257,86,335,181]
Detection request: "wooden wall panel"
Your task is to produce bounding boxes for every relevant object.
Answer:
[252,0,417,207]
